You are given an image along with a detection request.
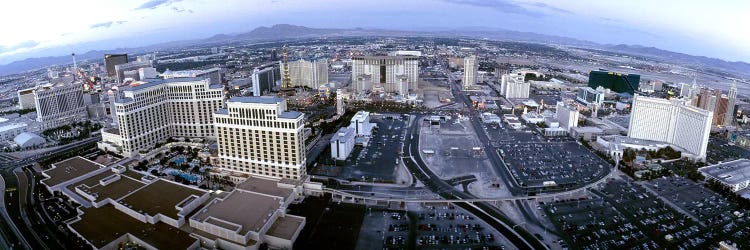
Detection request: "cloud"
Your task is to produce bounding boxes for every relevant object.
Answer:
[90,21,128,29]
[171,6,193,13]
[440,0,546,17]
[527,2,572,14]
[0,40,39,53]
[134,0,183,10]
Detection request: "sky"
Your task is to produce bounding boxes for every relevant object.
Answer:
[1,0,749,65]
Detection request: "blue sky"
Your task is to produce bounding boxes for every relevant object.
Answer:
[1,0,749,64]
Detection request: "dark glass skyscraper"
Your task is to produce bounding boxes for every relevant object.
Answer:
[587,70,640,94]
[104,54,128,77]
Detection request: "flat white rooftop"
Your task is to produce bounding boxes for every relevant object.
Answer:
[699,159,750,185]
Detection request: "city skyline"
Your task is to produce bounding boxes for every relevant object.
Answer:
[2,2,750,249]
[1,0,750,66]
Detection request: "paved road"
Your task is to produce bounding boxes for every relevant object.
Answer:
[0,174,26,249]
[448,81,526,196]
[402,113,546,250]
[0,138,99,250]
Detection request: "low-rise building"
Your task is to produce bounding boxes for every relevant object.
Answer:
[503,114,522,129]
[728,130,750,151]
[576,87,604,107]
[521,111,545,124]
[699,159,750,192]
[480,112,502,124]
[40,156,314,250]
[570,126,604,141]
[14,132,45,148]
[0,122,30,141]
[190,176,306,250]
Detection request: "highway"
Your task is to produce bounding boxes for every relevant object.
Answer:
[0,174,27,249]
[326,77,618,249]
[399,113,546,250]
[448,78,527,195]
[0,136,100,250]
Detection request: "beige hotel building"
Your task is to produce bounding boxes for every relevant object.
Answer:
[214,96,306,180]
[99,77,225,156]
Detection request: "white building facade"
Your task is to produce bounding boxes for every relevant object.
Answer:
[725,82,737,126]
[214,97,306,180]
[555,102,580,132]
[330,127,355,161]
[17,87,36,110]
[349,111,375,137]
[283,59,328,89]
[351,56,418,95]
[34,81,87,129]
[500,73,530,99]
[463,55,477,89]
[628,94,712,160]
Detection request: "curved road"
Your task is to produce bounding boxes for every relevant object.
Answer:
[402,114,546,250]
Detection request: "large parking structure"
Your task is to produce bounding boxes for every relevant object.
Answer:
[497,142,610,190]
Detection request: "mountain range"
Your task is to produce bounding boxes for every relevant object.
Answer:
[1,24,748,78]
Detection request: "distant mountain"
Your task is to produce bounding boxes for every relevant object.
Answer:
[0,24,748,78]
[0,49,134,76]
[202,24,409,43]
[604,44,750,76]
[434,27,597,47]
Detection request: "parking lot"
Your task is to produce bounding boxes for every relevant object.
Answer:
[645,177,750,249]
[597,180,704,248]
[544,196,650,249]
[483,123,538,144]
[547,179,704,249]
[356,203,512,250]
[419,115,510,197]
[314,115,410,183]
[705,136,750,164]
[498,141,609,189]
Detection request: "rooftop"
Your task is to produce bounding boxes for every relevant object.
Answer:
[119,179,206,219]
[331,127,355,142]
[235,176,293,198]
[571,126,604,133]
[161,68,220,77]
[266,215,304,240]
[352,55,418,60]
[352,110,370,121]
[103,128,120,135]
[279,111,302,119]
[42,157,105,187]
[121,77,208,91]
[229,96,283,104]
[699,159,750,185]
[192,190,281,238]
[70,205,197,249]
[75,172,146,202]
[215,109,229,115]
[0,123,27,132]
